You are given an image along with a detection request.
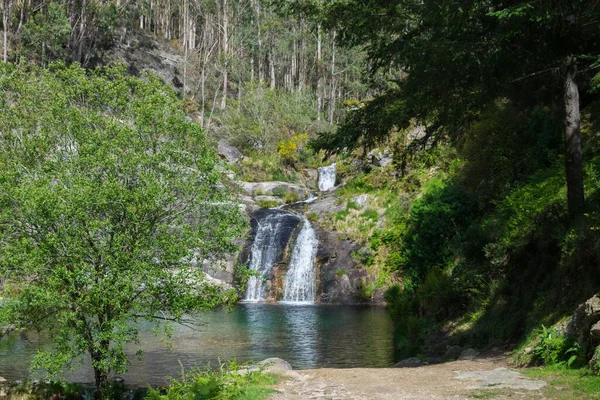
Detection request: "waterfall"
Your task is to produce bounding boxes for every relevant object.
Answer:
[318,163,336,192]
[245,213,289,301]
[282,217,318,303]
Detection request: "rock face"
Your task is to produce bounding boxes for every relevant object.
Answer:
[314,227,371,304]
[566,293,600,343]
[590,321,600,345]
[238,209,303,301]
[217,140,244,163]
[366,148,393,168]
[241,181,311,201]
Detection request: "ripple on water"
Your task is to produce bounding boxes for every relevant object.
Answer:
[0,304,394,386]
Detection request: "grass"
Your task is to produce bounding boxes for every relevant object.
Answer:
[522,366,600,399]
[232,374,279,400]
[257,200,280,209]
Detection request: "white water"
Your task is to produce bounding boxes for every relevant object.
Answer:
[282,217,318,303]
[245,213,289,301]
[318,163,336,192]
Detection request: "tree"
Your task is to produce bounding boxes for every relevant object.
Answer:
[321,0,600,220]
[21,2,71,65]
[0,63,246,398]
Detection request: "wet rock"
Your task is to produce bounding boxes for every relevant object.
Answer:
[393,357,422,368]
[459,348,480,361]
[443,345,464,361]
[217,140,244,163]
[258,358,293,373]
[455,368,546,390]
[306,194,344,218]
[314,227,369,304]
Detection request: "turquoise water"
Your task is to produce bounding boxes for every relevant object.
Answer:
[0,304,394,386]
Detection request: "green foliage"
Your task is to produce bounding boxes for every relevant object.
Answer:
[256,200,280,209]
[361,209,378,221]
[145,362,277,400]
[346,200,360,210]
[335,209,350,221]
[524,366,600,398]
[0,63,245,396]
[233,154,297,183]
[272,187,287,198]
[277,133,309,165]
[336,269,346,277]
[533,326,584,368]
[217,84,316,154]
[591,347,600,375]
[283,192,299,204]
[21,2,72,64]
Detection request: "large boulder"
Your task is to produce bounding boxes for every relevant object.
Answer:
[591,321,600,346]
[393,357,422,368]
[566,293,600,343]
[258,358,293,373]
[217,140,244,163]
[459,348,480,361]
[443,345,464,361]
[366,148,394,168]
[241,181,310,201]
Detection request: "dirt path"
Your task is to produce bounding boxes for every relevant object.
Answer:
[270,356,547,400]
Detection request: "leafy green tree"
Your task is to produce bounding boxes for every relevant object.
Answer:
[0,63,245,398]
[320,0,600,220]
[21,2,71,64]
[215,83,317,152]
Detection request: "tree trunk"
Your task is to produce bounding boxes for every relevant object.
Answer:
[327,30,336,123]
[220,0,228,109]
[316,23,323,121]
[564,55,585,220]
[2,1,9,63]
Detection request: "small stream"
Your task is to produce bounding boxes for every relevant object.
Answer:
[0,304,394,386]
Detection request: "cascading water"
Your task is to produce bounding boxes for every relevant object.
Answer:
[318,163,336,192]
[282,217,318,303]
[245,213,290,301]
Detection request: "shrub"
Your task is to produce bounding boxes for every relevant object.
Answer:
[257,200,279,209]
[272,187,287,198]
[361,209,379,221]
[284,192,299,204]
[145,361,277,400]
[533,325,584,368]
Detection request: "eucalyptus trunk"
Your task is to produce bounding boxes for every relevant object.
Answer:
[563,55,585,221]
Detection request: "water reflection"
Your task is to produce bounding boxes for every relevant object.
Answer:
[0,304,394,386]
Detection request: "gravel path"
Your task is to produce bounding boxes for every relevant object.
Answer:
[270,356,547,400]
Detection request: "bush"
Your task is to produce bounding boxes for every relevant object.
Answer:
[533,326,584,368]
[216,84,316,154]
[145,361,277,400]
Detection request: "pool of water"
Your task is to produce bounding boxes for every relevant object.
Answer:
[0,304,394,386]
